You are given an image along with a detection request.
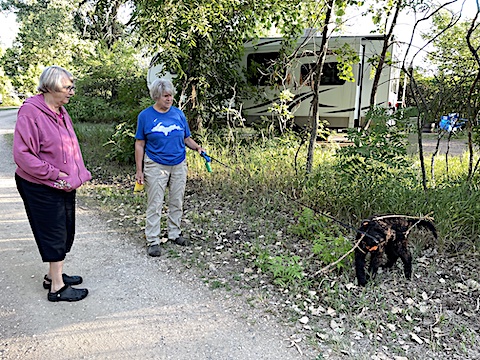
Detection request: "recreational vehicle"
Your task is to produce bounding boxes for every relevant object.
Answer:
[146,34,400,130]
[242,34,400,129]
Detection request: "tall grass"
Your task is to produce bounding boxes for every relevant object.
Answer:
[186,131,480,253]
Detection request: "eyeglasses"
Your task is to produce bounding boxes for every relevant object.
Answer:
[62,85,76,92]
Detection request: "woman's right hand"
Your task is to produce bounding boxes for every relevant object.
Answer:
[54,171,72,190]
[136,172,144,185]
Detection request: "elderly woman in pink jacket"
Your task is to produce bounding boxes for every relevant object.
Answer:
[13,65,91,302]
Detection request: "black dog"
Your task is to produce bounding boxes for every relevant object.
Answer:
[354,215,437,286]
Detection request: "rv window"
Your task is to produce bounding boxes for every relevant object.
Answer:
[300,63,346,87]
[247,52,287,86]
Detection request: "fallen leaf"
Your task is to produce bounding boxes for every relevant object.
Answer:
[327,307,336,317]
[467,279,480,291]
[391,306,402,314]
[455,282,468,291]
[316,332,328,341]
[387,323,396,331]
[345,282,355,290]
[410,332,423,344]
[330,319,344,333]
[299,316,309,324]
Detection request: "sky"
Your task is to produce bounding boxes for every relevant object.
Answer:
[0,11,17,49]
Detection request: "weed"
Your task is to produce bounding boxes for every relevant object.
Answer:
[208,279,230,290]
[290,208,353,270]
[254,248,305,287]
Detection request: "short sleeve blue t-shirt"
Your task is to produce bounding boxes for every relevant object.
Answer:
[135,106,191,165]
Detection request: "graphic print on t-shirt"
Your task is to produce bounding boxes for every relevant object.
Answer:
[151,121,182,136]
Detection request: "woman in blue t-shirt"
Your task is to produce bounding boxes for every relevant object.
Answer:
[135,79,205,257]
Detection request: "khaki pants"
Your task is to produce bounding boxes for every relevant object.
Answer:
[144,154,187,246]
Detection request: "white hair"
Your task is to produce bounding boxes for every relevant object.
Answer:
[149,78,176,101]
[37,65,74,93]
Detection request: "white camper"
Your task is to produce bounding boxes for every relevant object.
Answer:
[241,35,400,129]
[146,34,400,129]
[147,53,176,89]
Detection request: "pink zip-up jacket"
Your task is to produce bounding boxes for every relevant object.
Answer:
[13,94,92,191]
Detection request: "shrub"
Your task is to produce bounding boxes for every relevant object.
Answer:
[103,97,153,164]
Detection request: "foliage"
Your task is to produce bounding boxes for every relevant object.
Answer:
[131,0,310,129]
[0,0,135,100]
[289,208,353,270]
[0,64,20,105]
[104,115,137,164]
[421,11,480,119]
[64,38,149,122]
[472,124,480,149]
[267,89,295,133]
[334,43,360,82]
[73,0,128,49]
[255,250,305,287]
[335,107,414,181]
[0,0,89,95]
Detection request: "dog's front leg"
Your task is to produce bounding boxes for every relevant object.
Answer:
[368,251,382,281]
[398,247,413,280]
[355,249,368,286]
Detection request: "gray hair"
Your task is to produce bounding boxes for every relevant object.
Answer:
[149,78,176,101]
[37,65,74,93]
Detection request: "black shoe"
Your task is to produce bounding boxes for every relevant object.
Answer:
[48,285,88,302]
[174,236,190,246]
[43,273,83,290]
[147,244,161,257]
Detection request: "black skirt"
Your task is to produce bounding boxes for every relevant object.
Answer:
[15,174,76,262]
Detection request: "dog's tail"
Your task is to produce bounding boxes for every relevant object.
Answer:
[412,218,437,240]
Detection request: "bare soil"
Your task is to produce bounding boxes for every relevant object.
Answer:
[412,133,469,156]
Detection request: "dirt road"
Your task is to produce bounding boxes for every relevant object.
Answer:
[0,109,307,360]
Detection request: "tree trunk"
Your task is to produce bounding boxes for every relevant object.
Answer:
[405,67,428,192]
[465,12,480,181]
[368,0,402,108]
[306,0,334,173]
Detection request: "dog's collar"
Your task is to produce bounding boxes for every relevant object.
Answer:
[365,245,379,252]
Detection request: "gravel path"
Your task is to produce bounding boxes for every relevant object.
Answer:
[0,109,307,360]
